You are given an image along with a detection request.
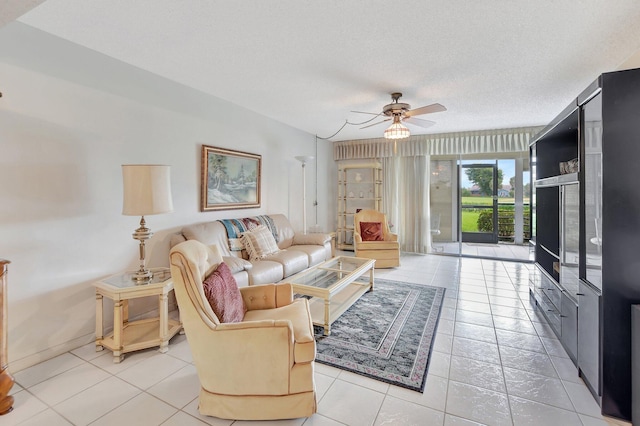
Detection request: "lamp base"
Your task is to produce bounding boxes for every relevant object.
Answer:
[132,268,153,283]
[130,216,153,283]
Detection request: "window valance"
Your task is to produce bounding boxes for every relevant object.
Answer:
[333,126,543,160]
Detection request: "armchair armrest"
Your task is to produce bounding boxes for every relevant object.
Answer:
[354,232,363,244]
[216,318,293,332]
[383,231,398,241]
[240,283,294,310]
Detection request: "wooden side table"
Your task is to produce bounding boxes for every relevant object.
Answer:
[94,267,182,363]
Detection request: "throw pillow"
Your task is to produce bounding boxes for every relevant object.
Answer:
[202,262,246,323]
[360,222,383,241]
[241,225,280,261]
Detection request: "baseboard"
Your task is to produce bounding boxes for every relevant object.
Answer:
[10,304,180,373]
[10,332,95,373]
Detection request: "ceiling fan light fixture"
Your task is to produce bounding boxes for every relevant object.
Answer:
[384,116,410,140]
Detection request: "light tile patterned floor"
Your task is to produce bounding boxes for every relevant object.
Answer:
[4,253,631,425]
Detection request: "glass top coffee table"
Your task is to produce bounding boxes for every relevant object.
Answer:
[287,256,375,335]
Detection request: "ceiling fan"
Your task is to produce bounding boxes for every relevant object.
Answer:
[352,92,446,139]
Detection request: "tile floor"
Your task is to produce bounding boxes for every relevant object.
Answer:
[436,242,532,263]
[4,253,632,426]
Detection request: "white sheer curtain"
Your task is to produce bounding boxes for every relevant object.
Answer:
[383,156,431,254]
[382,157,399,234]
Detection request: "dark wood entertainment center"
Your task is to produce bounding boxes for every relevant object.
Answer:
[529,67,640,422]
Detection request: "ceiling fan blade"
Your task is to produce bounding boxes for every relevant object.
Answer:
[351,110,382,116]
[360,118,390,129]
[403,116,436,128]
[405,103,447,117]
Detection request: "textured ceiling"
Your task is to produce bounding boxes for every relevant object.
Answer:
[11,0,640,141]
[0,0,45,27]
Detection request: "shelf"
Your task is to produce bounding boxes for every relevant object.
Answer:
[535,173,579,187]
[98,318,182,354]
[339,181,377,184]
[336,243,354,250]
[338,162,382,170]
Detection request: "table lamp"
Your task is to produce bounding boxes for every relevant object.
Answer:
[122,164,173,282]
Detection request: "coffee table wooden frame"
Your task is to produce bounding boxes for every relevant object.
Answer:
[288,256,375,335]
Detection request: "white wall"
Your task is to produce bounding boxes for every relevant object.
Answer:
[0,22,333,370]
[618,48,640,71]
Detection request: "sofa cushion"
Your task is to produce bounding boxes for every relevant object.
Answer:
[247,260,285,285]
[233,271,250,288]
[270,214,296,249]
[360,222,383,241]
[222,256,253,273]
[202,262,247,323]
[169,233,187,248]
[288,245,328,266]
[241,225,280,261]
[182,221,233,256]
[264,250,309,277]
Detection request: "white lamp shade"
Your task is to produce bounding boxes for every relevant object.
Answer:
[295,155,315,164]
[122,165,173,216]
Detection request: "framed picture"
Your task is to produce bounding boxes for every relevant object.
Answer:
[201,145,261,211]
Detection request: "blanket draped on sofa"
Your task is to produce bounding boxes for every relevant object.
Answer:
[219,215,278,251]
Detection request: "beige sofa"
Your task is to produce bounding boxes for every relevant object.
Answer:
[171,214,332,286]
[169,240,317,420]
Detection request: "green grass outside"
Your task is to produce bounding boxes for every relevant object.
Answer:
[461,210,481,232]
[461,197,532,232]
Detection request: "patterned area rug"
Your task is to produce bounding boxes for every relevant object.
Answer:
[314,278,445,392]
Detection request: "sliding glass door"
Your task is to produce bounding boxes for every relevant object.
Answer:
[429,154,532,261]
[461,163,499,244]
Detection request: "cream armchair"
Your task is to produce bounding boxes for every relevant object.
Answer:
[354,209,400,268]
[169,240,317,420]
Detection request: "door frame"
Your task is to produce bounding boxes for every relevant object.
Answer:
[460,163,499,244]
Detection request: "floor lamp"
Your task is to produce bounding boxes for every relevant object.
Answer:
[295,156,314,234]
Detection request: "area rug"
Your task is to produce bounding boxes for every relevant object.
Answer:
[314,278,445,392]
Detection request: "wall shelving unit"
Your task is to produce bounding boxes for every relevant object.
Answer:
[336,162,382,251]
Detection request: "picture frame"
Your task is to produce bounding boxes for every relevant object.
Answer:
[201,145,261,211]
